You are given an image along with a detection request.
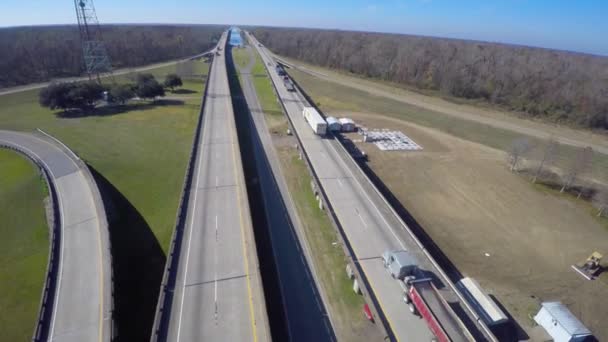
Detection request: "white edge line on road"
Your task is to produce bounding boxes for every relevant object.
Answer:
[175,66,210,342]
[0,141,66,341]
[36,128,81,161]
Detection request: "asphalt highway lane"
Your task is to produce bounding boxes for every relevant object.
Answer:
[0,130,111,342]
[164,32,269,342]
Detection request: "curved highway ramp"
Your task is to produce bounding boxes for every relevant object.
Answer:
[152,31,270,342]
[0,130,112,342]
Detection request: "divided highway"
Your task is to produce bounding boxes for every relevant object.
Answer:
[158,31,269,342]
[0,130,112,342]
[233,42,335,341]
[249,32,495,341]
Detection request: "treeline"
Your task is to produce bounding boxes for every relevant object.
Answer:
[252,27,608,130]
[0,24,224,88]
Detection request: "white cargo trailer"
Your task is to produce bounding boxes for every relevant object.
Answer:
[457,277,508,326]
[339,118,356,132]
[303,107,327,135]
[326,116,342,132]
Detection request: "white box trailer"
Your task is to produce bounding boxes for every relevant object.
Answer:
[303,107,327,135]
[326,116,342,132]
[457,277,508,327]
[339,118,356,132]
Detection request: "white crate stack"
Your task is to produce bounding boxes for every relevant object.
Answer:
[364,129,422,151]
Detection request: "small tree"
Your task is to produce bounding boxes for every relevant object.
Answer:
[593,189,608,217]
[164,74,183,91]
[108,84,135,105]
[507,137,532,171]
[67,82,104,110]
[39,81,103,111]
[135,74,165,101]
[560,146,593,193]
[532,137,558,183]
[39,82,73,110]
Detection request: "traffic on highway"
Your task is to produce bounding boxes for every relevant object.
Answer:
[247,31,495,342]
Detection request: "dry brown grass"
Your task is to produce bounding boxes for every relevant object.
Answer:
[338,111,608,341]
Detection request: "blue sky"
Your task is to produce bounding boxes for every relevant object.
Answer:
[2,0,607,56]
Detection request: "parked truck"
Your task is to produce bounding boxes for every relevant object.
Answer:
[382,250,473,342]
[303,106,327,135]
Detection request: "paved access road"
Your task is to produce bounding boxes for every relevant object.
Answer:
[0,49,216,97]
[248,32,492,342]
[0,130,112,342]
[164,32,269,342]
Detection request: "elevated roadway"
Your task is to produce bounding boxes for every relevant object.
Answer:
[160,31,269,342]
[233,42,335,341]
[248,32,495,342]
[0,130,112,342]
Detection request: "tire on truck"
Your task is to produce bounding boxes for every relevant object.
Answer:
[408,302,417,315]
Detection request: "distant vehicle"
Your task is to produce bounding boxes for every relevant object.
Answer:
[275,65,287,76]
[215,51,220,56]
[283,77,295,91]
[382,250,473,342]
[339,118,356,132]
[258,43,262,47]
[326,116,342,132]
[303,106,327,135]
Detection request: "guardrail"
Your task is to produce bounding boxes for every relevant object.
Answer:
[253,40,395,341]
[284,65,498,342]
[36,129,115,341]
[150,40,217,342]
[0,142,60,342]
[9,129,115,342]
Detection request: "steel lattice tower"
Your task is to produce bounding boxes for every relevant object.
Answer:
[74,0,112,80]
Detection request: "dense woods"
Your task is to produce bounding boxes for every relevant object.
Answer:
[0,24,224,88]
[253,27,608,130]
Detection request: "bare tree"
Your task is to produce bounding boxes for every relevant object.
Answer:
[532,136,558,183]
[560,146,593,193]
[508,137,532,172]
[252,27,608,131]
[593,189,608,217]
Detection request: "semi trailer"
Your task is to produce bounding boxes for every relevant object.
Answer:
[382,250,474,342]
[302,106,327,135]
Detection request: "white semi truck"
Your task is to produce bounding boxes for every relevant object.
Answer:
[303,107,327,136]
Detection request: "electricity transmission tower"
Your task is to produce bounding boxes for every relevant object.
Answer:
[74,0,113,81]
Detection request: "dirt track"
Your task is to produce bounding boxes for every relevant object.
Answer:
[339,111,608,341]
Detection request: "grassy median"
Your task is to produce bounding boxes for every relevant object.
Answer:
[0,60,209,340]
[277,146,370,340]
[0,149,48,341]
[234,44,374,341]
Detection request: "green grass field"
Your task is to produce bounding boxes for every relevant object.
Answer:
[0,60,209,340]
[289,68,608,183]
[0,149,48,341]
[232,48,251,71]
